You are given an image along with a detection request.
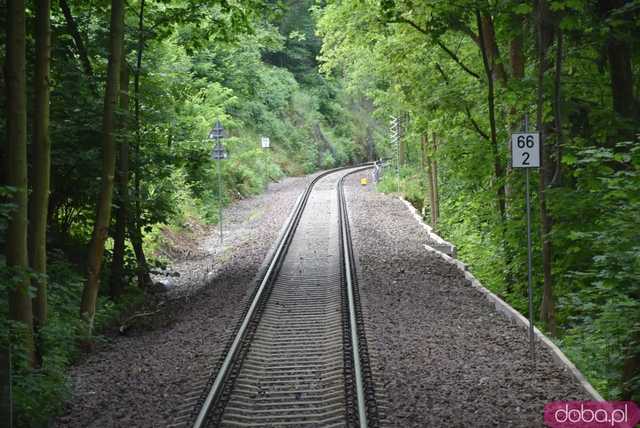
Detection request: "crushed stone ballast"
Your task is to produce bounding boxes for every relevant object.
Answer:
[189,166,380,427]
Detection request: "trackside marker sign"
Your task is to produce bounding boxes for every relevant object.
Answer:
[512,132,540,168]
[544,401,640,428]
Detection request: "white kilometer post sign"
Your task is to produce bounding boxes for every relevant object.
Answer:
[511,131,540,366]
[512,133,540,168]
[261,136,270,149]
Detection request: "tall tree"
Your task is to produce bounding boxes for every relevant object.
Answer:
[536,0,557,335]
[598,0,637,123]
[109,60,130,299]
[79,0,125,337]
[131,0,152,288]
[30,0,52,330]
[59,0,94,81]
[476,10,505,223]
[0,350,10,426]
[479,14,508,85]
[430,133,440,226]
[5,0,36,364]
[509,12,525,81]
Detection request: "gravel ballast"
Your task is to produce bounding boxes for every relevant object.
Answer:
[344,171,591,427]
[55,175,316,428]
[56,169,592,428]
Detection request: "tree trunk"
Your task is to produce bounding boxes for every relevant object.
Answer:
[5,0,36,365]
[509,12,525,80]
[480,14,508,85]
[506,11,526,203]
[622,331,640,400]
[130,227,152,287]
[131,0,152,288]
[398,118,405,166]
[431,133,440,226]
[508,10,526,176]
[80,0,125,337]
[598,0,637,122]
[0,349,10,427]
[504,8,527,294]
[30,0,52,332]
[109,60,130,299]
[59,0,94,82]
[606,39,635,121]
[552,28,564,186]
[476,10,506,223]
[477,9,514,292]
[536,0,557,335]
[421,134,437,227]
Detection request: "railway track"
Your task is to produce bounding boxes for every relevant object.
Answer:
[189,166,379,427]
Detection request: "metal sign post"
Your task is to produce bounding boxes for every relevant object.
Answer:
[511,116,540,366]
[260,136,270,190]
[209,120,227,246]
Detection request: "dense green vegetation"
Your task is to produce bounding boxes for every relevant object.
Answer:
[0,0,376,425]
[317,0,639,401]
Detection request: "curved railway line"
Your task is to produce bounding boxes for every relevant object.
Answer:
[189,166,379,427]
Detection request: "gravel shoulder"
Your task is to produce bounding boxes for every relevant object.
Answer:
[344,172,590,428]
[55,175,316,428]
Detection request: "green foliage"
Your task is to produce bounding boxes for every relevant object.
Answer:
[0,250,144,427]
[317,0,640,400]
[0,1,378,424]
[0,1,375,425]
[552,142,640,400]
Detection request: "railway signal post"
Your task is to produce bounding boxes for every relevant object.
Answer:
[210,120,228,246]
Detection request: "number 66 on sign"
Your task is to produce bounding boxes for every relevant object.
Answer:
[511,133,540,168]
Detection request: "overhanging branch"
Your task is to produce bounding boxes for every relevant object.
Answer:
[388,17,481,80]
[434,63,489,141]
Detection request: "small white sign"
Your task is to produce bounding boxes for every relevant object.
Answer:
[261,136,270,148]
[511,133,540,168]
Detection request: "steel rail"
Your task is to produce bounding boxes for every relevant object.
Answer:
[338,166,374,427]
[193,165,368,428]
